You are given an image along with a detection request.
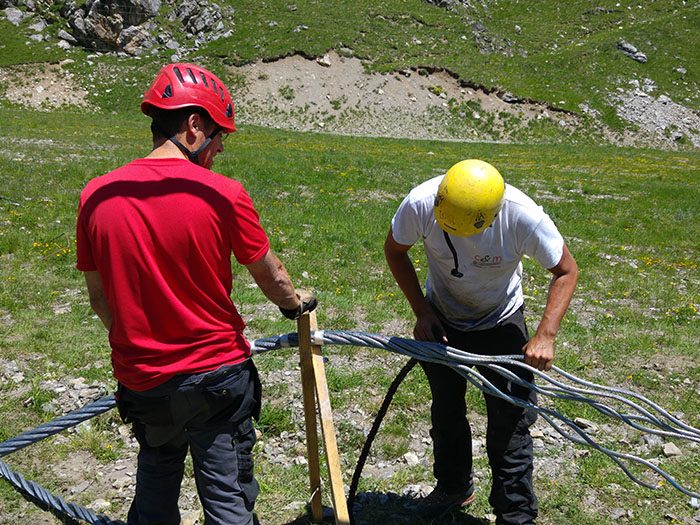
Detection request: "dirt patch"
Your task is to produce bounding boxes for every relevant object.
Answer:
[231,51,577,142]
[0,60,91,110]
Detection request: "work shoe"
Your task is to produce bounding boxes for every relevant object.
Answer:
[415,485,476,520]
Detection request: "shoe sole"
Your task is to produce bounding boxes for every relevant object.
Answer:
[431,492,477,520]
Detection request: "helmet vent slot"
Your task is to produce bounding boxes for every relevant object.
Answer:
[186,68,197,83]
[199,73,209,87]
[162,84,173,98]
[173,67,184,83]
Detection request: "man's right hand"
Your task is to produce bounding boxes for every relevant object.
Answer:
[279,289,317,320]
[413,306,448,343]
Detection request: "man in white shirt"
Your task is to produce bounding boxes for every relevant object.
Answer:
[384,159,578,524]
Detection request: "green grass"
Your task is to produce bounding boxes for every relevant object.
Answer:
[1,105,698,523]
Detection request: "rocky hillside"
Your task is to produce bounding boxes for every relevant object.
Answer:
[1,0,699,148]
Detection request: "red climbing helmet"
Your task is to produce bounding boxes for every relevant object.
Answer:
[141,63,236,133]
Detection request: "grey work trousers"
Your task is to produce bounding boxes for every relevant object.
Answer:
[116,359,262,525]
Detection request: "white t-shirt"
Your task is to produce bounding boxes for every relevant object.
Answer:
[391,176,564,331]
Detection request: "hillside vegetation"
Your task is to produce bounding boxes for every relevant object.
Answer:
[1,0,699,146]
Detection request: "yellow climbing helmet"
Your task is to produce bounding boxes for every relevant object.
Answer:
[434,159,505,237]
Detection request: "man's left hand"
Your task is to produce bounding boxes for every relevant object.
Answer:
[522,335,554,371]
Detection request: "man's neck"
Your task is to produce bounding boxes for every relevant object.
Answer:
[146,138,188,160]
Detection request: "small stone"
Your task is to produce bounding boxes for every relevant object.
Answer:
[89,498,111,513]
[316,54,332,67]
[29,20,46,32]
[643,434,664,448]
[71,480,90,494]
[4,7,24,26]
[662,442,682,457]
[180,511,199,525]
[403,452,419,466]
[610,508,626,520]
[57,29,77,43]
[574,417,598,432]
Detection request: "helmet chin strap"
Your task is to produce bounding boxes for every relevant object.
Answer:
[443,230,464,278]
[153,124,219,166]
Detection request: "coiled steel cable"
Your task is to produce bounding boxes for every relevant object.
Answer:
[3,329,698,524]
[0,396,123,524]
[251,330,700,498]
[0,395,116,458]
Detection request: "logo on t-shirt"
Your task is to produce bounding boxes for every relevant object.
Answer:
[472,254,502,268]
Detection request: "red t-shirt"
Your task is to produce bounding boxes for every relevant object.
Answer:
[76,158,270,391]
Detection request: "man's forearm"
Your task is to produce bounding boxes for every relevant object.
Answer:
[537,245,578,340]
[84,271,112,330]
[384,233,430,317]
[386,251,429,315]
[246,250,299,310]
[90,297,113,331]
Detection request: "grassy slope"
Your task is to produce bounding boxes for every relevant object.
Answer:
[1,107,699,523]
[202,0,700,128]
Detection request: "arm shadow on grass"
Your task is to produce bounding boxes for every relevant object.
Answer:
[278,492,488,525]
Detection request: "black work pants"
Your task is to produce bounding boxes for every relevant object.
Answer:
[420,308,538,525]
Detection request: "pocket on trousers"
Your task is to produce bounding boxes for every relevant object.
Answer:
[233,417,259,510]
[234,418,256,483]
[116,385,175,427]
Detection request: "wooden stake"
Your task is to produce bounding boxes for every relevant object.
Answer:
[298,312,351,525]
[298,313,324,522]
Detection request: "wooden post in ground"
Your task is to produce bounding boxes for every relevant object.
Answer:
[298,312,351,525]
[298,313,324,522]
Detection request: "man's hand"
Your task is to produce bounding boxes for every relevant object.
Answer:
[413,305,448,343]
[522,334,554,371]
[279,289,318,320]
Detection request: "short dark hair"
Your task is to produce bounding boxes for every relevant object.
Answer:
[149,106,214,138]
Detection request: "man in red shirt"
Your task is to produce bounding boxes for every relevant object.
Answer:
[77,63,315,525]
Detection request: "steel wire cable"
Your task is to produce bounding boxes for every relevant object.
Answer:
[0,460,123,524]
[3,329,699,524]
[0,395,117,458]
[474,361,700,443]
[453,361,699,497]
[0,396,121,524]
[258,330,698,438]
[431,345,700,441]
[251,330,700,498]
